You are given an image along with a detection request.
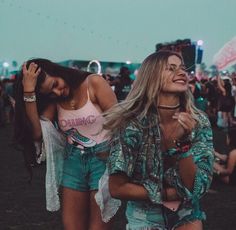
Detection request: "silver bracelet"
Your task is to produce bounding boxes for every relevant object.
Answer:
[23,94,36,102]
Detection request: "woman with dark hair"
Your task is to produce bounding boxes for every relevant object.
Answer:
[97,51,214,230]
[214,128,236,185]
[14,59,117,230]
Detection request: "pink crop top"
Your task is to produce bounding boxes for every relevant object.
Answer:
[57,86,108,145]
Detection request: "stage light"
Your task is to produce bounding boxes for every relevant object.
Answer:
[3,62,9,68]
[197,40,204,46]
[126,61,131,65]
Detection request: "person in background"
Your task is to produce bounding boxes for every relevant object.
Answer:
[0,81,5,126]
[113,66,133,101]
[14,59,117,230]
[217,74,236,127]
[214,128,236,185]
[205,79,218,115]
[101,51,214,230]
[189,77,208,112]
[102,73,115,87]
[231,73,236,119]
[2,79,15,123]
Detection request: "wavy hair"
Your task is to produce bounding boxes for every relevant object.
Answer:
[104,51,201,136]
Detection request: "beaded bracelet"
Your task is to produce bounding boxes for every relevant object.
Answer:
[23,94,36,102]
[177,150,192,160]
[165,137,192,159]
[174,138,192,153]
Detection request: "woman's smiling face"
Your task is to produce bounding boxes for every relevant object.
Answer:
[161,55,189,94]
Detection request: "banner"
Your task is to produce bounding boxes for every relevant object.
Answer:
[213,36,236,70]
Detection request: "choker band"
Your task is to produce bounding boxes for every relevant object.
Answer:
[158,104,180,110]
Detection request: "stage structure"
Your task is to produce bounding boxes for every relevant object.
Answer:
[155,39,203,73]
[59,60,141,78]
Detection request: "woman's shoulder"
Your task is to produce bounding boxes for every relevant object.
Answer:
[87,73,112,94]
[116,120,143,139]
[115,120,143,148]
[88,74,106,85]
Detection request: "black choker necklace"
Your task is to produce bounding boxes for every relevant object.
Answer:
[157,103,180,110]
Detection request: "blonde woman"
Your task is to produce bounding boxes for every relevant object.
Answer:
[104,51,214,230]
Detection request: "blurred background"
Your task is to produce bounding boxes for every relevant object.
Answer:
[1,1,236,229]
[0,0,236,80]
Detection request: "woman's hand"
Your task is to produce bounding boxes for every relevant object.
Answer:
[22,62,41,92]
[173,112,196,139]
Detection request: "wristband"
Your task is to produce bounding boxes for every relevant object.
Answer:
[165,137,192,158]
[177,151,192,160]
[23,94,36,102]
[174,138,192,153]
[24,91,35,94]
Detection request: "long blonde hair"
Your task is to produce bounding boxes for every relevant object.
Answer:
[104,50,201,135]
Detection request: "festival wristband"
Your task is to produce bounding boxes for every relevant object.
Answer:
[174,138,192,153]
[177,151,192,160]
[23,91,35,94]
[23,94,36,102]
[165,138,192,158]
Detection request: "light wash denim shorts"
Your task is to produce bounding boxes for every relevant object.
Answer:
[61,141,109,191]
[126,201,167,230]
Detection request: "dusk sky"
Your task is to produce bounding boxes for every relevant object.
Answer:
[0,0,235,69]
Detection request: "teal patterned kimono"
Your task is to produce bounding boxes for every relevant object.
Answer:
[107,111,214,229]
[163,112,214,229]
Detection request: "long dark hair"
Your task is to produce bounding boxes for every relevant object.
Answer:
[14,58,91,181]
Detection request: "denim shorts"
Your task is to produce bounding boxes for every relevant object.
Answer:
[126,201,167,230]
[164,200,205,230]
[61,141,109,191]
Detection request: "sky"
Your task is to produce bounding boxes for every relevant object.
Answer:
[0,0,235,70]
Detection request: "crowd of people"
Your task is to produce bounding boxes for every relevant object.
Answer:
[188,72,236,128]
[0,50,236,230]
[0,79,15,126]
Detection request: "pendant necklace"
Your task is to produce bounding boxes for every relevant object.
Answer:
[70,99,76,109]
[160,121,179,152]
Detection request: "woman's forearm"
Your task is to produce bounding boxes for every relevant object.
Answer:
[214,151,227,161]
[24,95,42,141]
[22,62,43,141]
[110,181,149,201]
[215,164,232,176]
[178,155,197,191]
[109,174,149,201]
[24,90,42,141]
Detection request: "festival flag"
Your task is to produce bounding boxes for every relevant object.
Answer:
[213,36,236,70]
